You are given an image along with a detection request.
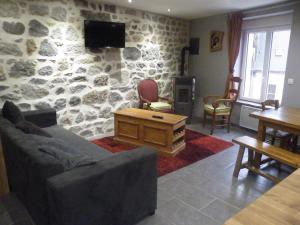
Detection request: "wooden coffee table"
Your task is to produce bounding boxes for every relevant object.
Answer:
[114,108,187,157]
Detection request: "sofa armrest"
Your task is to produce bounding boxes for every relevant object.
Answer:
[46,147,157,225]
[22,109,57,128]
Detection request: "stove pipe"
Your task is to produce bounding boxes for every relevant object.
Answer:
[180,46,189,76]
[180,38,199,76]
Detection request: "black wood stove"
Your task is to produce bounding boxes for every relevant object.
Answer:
[173,38,199,123]
[173,76,195,123]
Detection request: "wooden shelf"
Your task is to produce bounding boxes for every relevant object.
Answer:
[172,140,185,151]
[173,130,185,142]
[172,138,185,150]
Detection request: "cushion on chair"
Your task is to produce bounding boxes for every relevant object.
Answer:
[204,103,231,114]
[146,102,172,111]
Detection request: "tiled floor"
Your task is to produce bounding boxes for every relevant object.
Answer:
[0,121,294,225]
[137,121,294,225]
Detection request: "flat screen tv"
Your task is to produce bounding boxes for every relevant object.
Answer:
[84,20,125,48]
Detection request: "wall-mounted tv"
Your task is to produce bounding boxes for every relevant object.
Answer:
[84,20,125,48]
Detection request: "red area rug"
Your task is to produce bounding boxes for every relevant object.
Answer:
[92,129,233,176]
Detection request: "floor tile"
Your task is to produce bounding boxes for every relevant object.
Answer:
[159,198,219,225]
[136,212,176,225]
[157,188,175,207]
[201,199,240,223]
[159,178,216,209]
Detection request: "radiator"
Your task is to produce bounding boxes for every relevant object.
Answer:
[239,105,261,131]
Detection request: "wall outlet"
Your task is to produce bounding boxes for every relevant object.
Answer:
[287,78,294,85]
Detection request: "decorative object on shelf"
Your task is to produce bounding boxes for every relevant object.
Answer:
[210,31,224,52]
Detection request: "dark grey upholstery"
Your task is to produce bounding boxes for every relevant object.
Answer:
[31,135,101,171]
[16,120,52,137]
[47,148,157,225]
[43,125,112,160]
[2,101,24,124]
[0,118,65,225]
[0,109,157,225]
[23,108,57,128]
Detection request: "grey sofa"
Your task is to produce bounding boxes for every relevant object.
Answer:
[0,108,157,225]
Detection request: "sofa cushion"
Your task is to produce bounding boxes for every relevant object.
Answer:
[16,120,52,137]
[31,135,99,171]
[2,101,24,124]
[43,125,112,161]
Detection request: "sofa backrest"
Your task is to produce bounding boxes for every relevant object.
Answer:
[0,117,65,225]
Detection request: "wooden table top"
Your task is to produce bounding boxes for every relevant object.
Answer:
[250,107,300,130]
[114,108,187,125]
[224,168,300,225]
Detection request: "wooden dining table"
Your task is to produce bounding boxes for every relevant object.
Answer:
[250,106,300,167]
[224,168,300,225]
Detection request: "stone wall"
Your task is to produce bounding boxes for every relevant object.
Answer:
[0,0,189,139]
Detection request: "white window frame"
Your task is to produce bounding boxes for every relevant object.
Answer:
[238,12,293,103]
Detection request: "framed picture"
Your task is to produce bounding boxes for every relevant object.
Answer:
[210,31,224,52]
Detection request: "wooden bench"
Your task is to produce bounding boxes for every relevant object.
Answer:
[233,136,300,183]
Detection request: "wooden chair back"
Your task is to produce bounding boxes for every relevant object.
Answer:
[137,79,159,108]
[225,77,242,101]
[261,100,280,111]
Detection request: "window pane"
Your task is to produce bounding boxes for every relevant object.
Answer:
[242,32,267,100]
[266,30,291,102]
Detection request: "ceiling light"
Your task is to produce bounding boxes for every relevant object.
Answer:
[167,8,171,12]
[128,0,132,3]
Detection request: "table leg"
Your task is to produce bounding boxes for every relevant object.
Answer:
[248,149,254,166]
[254,120,266,168]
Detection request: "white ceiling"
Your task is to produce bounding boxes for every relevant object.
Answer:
[103,0,291,19]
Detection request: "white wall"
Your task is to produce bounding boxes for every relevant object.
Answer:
[189,14,229,118]
[282,2,300,107]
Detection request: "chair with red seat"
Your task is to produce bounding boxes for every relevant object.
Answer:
[137,79,173,113]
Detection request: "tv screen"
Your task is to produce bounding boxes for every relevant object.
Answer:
[84,20,125,48]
